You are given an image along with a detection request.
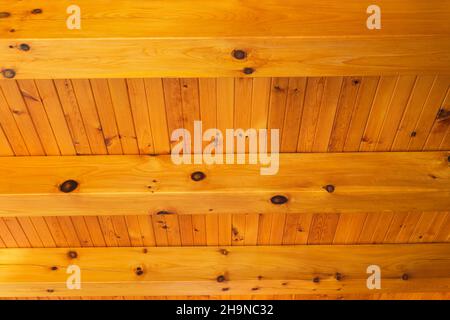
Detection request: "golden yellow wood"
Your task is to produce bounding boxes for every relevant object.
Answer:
[0,0,449,78]
[2,0,450,38]
[0,152,448,216]
[0,244,449,297]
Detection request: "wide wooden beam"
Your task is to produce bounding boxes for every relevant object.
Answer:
[0,244,449,297]
[0,0,449,78]
[0,152,448,216]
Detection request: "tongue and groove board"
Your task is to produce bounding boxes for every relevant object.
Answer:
[0,76,449,157]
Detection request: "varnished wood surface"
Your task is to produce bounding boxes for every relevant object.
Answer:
[0,1,449,77]
[0,72,448,299]
[1,244,449,296]
[0,152,448,216]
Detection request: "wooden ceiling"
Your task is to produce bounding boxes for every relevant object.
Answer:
[0,76,449,299]
[0,0,449,300]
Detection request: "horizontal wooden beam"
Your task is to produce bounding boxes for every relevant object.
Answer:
[0,0,449,78]
[0,152,448,216]
[0,244,449,297]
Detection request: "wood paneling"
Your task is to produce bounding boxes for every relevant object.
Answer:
[0,74,449,299]
[1,244,449,297]
[1,212,449,249]
[0,1,449,78]
[0,211,449,299]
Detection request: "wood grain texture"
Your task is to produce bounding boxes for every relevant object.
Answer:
[0,1,449,77]
[0,70,449,300]
[2,0,449,38]
[0,244,449,297]
[0,152,448,216]
[1,76,448,156]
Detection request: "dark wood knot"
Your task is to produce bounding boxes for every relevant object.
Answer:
[67,251,78,259]
[270,195,288,205]
[19,43,30,51]
[156,210,173,215]
[2,69,16,79]
[59,179,79,193]
[135,267,144,276]
[191,171,206,181]
[242,67,254,75]
[232,49,247,60]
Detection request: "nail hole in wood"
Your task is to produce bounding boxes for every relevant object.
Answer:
[31,8,43,14]
[323,184,335,193]
[401,273,409,281]
[313,276,320,283]
[216,275,226,283]
[59,179,78,193]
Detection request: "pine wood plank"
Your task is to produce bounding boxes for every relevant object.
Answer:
[0,244,449,297]
[0,152,448,216]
